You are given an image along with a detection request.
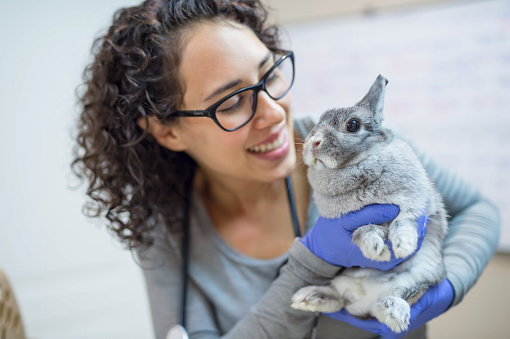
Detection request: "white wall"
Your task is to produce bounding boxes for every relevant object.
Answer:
[0,1,152,338]
[265,0,461,23]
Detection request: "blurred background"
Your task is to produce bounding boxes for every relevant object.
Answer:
[0,0,508,338]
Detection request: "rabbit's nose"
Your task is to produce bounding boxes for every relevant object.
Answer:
[312,138,322,157]
[310,133,323,155]
[313,140,321,150]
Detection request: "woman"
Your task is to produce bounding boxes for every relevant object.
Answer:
[72,1,500,338]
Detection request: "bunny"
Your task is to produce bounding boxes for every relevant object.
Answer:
[290,75,448,333]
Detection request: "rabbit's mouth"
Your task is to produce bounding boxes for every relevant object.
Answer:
[314,158,326,169]
[309,156,338,170]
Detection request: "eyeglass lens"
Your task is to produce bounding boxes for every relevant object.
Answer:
[215,54,293,131]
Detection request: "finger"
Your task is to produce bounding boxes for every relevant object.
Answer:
[409,279,454,320]
[417,208,429,239]
[382,331,405,339]
[341,204,400,231]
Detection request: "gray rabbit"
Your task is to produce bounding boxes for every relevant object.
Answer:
[291,75,448,333]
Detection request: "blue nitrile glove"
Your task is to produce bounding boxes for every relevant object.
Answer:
[324,279,454,339]
[300,204,429,269]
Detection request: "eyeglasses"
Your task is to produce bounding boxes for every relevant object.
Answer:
[169,50,295,132]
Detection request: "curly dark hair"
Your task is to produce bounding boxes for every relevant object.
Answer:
[72,0,281,250]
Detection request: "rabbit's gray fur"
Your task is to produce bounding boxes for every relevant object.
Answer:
[291,75,448,333]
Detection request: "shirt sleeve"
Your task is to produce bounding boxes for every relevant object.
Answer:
[409,142,501,306]
[225,240,340,338]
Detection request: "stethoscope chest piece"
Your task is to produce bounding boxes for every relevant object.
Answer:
[166,325,189,339]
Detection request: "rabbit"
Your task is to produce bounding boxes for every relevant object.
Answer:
[290,75,448,333]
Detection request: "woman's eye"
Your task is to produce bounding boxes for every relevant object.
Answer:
[217,95,243,114]
[346,119,361,133]
[266,71,280,85]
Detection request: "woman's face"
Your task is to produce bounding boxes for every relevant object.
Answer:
[173,20,295,184]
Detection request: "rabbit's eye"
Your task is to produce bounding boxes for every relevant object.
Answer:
[346,119,361,133]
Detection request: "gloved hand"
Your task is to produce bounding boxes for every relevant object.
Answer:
[300,204,428,269]
[324,279,455,338]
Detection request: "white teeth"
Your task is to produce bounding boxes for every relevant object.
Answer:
[249,131,285,153]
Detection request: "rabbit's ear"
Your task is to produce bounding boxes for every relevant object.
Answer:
[355,74,388,127]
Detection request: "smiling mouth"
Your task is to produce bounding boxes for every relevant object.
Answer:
[248,130,286,153]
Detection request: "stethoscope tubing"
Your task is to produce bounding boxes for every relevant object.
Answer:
[179,178,193,328]
[285,175,301,238]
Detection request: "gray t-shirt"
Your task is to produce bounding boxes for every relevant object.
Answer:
[138,117,500,339]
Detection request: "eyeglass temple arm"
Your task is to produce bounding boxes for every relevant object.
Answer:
[171,110,209,117]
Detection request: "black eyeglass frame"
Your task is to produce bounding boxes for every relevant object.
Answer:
[168,50,295,132]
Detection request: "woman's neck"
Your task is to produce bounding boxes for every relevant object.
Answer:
[194,169,286,216]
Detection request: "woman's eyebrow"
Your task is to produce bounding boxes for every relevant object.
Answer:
[204,52,272,102]
[258,52,271,70]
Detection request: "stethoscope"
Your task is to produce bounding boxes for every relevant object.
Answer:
[166,175,303,339]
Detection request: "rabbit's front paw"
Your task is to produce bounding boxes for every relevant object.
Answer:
[291,285,344,313]
[352,224,391,261]
[372,296,410,333]
[389,226,418,259]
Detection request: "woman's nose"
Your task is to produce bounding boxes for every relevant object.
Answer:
[252,90,287,129]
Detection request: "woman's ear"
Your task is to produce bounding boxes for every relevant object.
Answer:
[137,115,187,151]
